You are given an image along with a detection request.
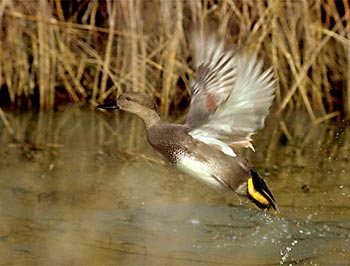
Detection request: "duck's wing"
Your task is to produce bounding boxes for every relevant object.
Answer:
[185,35,236,128]
[186,36,276,151]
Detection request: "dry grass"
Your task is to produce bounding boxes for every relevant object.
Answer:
[0,0,349,123]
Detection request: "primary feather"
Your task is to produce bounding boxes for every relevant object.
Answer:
[186,35,276,151]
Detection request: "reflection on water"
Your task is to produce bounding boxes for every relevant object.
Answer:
[0,106,349,264]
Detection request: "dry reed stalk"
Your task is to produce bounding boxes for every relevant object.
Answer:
[127,0,138,92]
[264,121,281,164]
[37,0,54,109]
[279,120,293,143]
[160,1,183,116]
[91,63,102,105]
[340,0,350,118]
[277,33,333,115]
[245,1,275,52]
[73,39,120,100]
[284,53,316,121]
[1,6,32,106]
[347,31,350,118]
[137,16,147,96]
[0,106,14,137]
[0,0,348,122]
[4,9,133,37]
[99,1,116,99]
[313,111,341,125]
[58,65,79,102]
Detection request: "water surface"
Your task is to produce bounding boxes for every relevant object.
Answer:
[0,106,349,264]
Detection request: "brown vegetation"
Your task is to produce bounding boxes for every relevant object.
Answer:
[0,0,349,123]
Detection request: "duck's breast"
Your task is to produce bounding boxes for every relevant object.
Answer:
[176,153,223,189]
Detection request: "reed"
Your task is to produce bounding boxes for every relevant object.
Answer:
[0,0,349,122]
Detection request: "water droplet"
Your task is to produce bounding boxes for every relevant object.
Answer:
[189,218,200,225]
[307,214,313,221]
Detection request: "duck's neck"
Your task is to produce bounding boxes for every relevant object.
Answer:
[136,109,161,129]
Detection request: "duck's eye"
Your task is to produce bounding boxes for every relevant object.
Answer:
[126,96,132,101]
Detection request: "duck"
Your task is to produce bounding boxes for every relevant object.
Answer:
[98,35,277,210]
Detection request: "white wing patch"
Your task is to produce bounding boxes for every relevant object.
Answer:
[189,130,236,157]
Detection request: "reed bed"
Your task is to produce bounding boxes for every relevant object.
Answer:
[0,0,349,123]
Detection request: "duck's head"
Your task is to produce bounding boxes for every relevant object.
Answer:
[97,91,160,128]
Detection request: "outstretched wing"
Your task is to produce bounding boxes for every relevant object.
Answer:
[186,35,276,150]
[185,35,237,128]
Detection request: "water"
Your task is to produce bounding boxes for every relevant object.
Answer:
[0,105,349,264]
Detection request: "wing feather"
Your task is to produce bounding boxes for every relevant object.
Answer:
[186,35,276,150]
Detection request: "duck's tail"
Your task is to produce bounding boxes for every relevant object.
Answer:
[247,168,277,210]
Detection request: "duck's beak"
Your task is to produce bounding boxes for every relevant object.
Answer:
[97,101,119,110]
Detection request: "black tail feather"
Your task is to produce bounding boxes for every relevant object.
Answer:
[249,168,277,210]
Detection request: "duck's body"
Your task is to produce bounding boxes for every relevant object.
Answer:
[98,35,277,210]
[147,123,249,191]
